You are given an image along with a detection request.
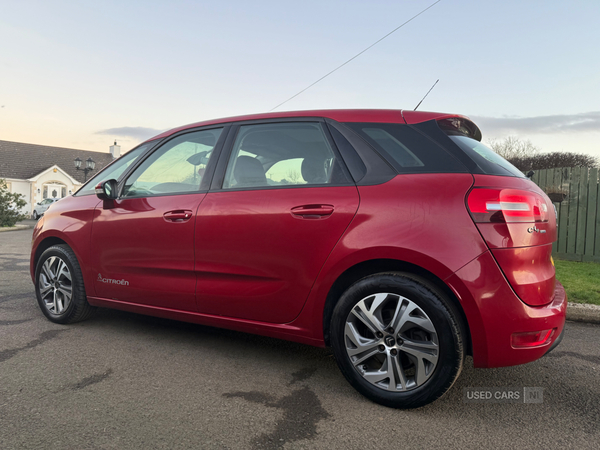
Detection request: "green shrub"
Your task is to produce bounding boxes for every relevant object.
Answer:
[0,179,27,227]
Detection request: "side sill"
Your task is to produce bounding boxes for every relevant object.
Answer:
[87,297,325,348]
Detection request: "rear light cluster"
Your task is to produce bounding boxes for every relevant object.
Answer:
[467,188,549,223]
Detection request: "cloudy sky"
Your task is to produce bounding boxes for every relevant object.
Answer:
[1,0,599,158]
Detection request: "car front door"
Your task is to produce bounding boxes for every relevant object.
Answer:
[90,127,226,312]
[195,121,359,323]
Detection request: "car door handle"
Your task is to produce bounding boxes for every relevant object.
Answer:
[163,210,193,222]
[290,205,334,218]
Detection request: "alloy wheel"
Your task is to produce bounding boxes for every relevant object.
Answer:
[38,256,73,315]
[344,293,439,391]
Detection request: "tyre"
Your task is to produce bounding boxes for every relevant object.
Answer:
[32,211,39,220]
[330,272,465,409]
[35,244,96,324]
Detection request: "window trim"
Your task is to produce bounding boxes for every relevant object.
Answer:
[324,119,397,186]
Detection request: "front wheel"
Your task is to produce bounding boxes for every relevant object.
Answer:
[35,244,96,324]
[330,272,465,409]
[32,211,39,220]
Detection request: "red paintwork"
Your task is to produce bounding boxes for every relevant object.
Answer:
[445,251,566,368]
[492,246,556,307]
[30,109,566,370]
[90,194,206,312]
[194,186,359,323]
[30,194,102,296]
[470,175,558,307]
[146,109,468,142]
[86,296,324,346]
[476,222,556,248]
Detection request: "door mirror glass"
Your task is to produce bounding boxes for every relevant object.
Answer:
[95,179,118,200]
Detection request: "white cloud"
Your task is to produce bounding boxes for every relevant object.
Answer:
[472,112,600,135]
[96,127,164,141]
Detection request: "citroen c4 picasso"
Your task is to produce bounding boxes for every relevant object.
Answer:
[31,109,566,408]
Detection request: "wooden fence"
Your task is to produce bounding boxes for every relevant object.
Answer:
[531,167,600,262]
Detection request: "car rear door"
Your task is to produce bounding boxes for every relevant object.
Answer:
[194,120,359,323]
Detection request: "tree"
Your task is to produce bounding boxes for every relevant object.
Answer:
[0,179,27,227]
[286,169,301,184]
[487,136,541,160]
[487,136,598,172]
[510,152,598,172]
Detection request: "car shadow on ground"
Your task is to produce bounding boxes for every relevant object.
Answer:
[82,308,598,423]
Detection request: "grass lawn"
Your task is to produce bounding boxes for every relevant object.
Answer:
[554,259,600,306]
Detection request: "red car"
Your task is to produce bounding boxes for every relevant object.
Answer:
[31,109,566,408]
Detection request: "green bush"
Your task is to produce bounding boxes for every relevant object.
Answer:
[0,179,27,227]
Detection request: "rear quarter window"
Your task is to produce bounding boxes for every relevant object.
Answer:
[344,122,467,174]
[448,135,525,178]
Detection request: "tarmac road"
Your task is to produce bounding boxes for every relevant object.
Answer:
[1,228,599,449]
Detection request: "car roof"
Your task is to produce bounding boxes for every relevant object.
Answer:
[145,109,473,142]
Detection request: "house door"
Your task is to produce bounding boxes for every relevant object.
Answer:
[43,183,67,199]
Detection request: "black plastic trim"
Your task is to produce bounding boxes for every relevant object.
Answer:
[325,119,397,186]
[319,122,357,185]
[324,122,367,183]
[210,124,239,191]
[409,121,483,174]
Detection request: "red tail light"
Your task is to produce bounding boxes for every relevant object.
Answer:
[467,188,549,223]
[511,329,555,348]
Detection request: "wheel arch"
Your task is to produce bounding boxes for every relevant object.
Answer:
[32,236,69,277]
[322,258,472,354]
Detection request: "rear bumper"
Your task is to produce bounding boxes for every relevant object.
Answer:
[543,322,565,356]
[446,251,567,368]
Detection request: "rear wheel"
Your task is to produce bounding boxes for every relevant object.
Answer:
[330,272,465,409]
[35,244,96,324]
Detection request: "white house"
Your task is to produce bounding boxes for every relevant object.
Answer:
[0,140,120,217]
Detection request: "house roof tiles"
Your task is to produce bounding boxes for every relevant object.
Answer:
[0,140,114,183]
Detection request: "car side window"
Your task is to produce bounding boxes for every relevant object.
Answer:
[345,122,467,174]
[123,128,223,198]
[222,122,350,189]
[75,142,152,196]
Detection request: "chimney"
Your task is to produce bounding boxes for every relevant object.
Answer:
[109,140,121,159]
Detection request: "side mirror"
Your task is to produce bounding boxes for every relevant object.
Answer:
[95,179,118,200]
